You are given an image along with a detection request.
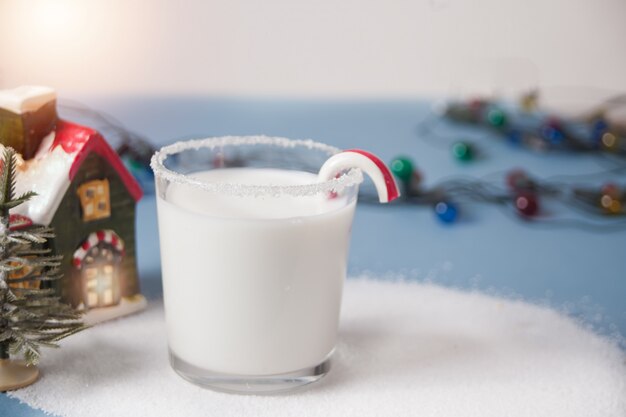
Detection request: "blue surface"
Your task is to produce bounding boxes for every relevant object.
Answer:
[2,97,625,415]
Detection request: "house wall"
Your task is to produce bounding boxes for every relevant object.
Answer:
[48,152,140,308]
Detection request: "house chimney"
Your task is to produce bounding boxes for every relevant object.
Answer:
[0,86,58,160]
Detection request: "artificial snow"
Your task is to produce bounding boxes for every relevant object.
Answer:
[11,136,76,225]
[9,277,626,417]
[0,86,55,114]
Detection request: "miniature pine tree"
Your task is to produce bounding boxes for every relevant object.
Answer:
[0,147,84,367]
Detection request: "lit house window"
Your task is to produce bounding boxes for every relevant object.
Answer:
[8,258,38,290]
[77,179,111,221]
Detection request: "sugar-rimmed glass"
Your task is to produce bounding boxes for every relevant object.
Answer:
[151,136,363,394]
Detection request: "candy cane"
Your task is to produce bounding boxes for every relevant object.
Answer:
[318,149,400,203]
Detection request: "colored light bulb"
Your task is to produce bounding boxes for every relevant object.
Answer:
[591,119,608,145]
[600,184,622,214]
[506,129,522,145]
[468,98,486,110]
[451,141,474,161]
[600,194,622,214]
[467,98,487,119]
[601,183,619,197]
[540,125,564,145]
[390,156,415,182]
[506,169,530,191]
[515,193,539,217]
[435,201,458,223]
[519,91,538,112]
[487,108,506,127]
[601,132,617,150]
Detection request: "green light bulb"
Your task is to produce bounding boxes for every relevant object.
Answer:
[390,156,414,181]
[451,142,473,161]
[487,108,506,127]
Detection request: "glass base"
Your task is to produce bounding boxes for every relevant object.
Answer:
[169,350,332,394]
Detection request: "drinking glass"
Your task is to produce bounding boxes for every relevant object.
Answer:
[151,136,363,394]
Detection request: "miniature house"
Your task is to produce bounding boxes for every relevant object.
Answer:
[0,86,146,324]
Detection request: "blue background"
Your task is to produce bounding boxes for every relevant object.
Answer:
[3,98,625,415]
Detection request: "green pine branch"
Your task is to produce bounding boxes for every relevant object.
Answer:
[0,148,14,206]
[0,147,85,364]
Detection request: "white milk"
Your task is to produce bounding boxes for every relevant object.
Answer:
[156,168,356,375]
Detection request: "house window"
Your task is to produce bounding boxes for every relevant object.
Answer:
[77,179,111,221]
[8,258,38,290]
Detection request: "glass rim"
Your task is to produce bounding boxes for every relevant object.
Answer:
[150,135,364,197]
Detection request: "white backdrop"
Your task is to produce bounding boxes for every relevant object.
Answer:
[1,0,625,101]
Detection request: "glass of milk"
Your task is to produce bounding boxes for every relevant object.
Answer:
[151,136,363,394]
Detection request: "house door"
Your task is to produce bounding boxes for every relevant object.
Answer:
[82,244,121,308]
[73,230,125,309]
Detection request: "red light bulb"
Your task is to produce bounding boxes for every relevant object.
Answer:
[515,192,539,217]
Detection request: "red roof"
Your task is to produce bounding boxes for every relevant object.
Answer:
[52,120,143,202]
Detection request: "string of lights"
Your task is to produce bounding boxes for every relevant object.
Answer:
[372,92,626,229]
[364,155,626,230]
[439,92,626,157]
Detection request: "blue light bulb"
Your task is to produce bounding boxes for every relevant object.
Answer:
[434,201,458,224]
